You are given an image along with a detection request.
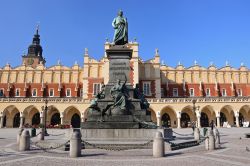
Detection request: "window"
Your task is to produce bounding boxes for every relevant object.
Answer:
[0,89,4,97]
[80,89,83,97]
[189,88,194,97]
[222,89,227,97]
[173,88,178,97]
[143,82,151,96]
[93,83,101,95]
[66,88,71,97]
[16,88,20,97]
[49,89,54,97]
[161,88,164,97]
[237,89,242,97]
[206,88,211,97]
[32,89,37,97]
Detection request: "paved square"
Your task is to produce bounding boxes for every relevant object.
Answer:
[0,128,249,166]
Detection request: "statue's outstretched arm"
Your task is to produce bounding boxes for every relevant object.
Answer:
[112,18,117,29]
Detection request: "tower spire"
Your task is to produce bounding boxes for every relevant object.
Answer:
[36,24,39,35]
[22,24,46,67]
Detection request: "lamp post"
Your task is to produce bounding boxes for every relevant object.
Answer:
[192,99,200,128]
[41,98,49,136]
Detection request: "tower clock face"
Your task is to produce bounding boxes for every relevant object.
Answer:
[28,58,34,65]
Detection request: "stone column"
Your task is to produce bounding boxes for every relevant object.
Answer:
[156,111,162,127]
[81,113,85,123]
[177,111,181,129]
[0,116,3,128]
[60,112,64,125]
[234,111,240,127]
[216,111,221,128]
[196,111,201,128]
[235,116,239,127]
[19,116,24,128]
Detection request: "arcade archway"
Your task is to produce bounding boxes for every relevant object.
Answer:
[160,106,177,128]
[32,112,40,125]
[71,113,80,128]
[200,112,209,127]
[51,113,60,126]
[161,113,171,127]
[181,113,191,128]
[13,112,20,128]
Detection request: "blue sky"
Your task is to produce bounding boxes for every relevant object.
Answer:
[0,0,250,68]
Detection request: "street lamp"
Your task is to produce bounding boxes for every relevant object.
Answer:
[41,98,49,136]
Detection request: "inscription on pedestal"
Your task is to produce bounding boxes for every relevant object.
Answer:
[110,61,130,83]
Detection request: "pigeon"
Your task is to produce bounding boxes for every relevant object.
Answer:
[246,146,250,152]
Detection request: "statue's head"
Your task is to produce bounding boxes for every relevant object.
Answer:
[118,10,123,17]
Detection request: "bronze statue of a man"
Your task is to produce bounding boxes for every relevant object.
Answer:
[112,10,128,45]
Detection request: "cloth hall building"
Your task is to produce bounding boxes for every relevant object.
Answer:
[0,29,250,129]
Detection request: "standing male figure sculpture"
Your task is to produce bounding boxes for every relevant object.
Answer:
[112,10,128,45]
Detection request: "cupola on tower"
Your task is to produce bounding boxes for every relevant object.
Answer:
[22,26,46,68]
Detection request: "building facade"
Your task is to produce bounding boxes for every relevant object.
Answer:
[0,30,250,129]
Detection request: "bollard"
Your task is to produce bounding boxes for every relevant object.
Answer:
[19,130,30,151]
[205,129,215,151]
[194,128,200,141]
[38,128,45,140]
[153,131,165,157]
[17,128,24,144]
[70,131,82,158]
[213,128,220,148]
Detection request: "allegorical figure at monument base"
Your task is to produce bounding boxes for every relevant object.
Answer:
[112,10,128,45]
[110,79,128,111]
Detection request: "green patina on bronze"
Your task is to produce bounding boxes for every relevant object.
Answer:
[112,10,128,45]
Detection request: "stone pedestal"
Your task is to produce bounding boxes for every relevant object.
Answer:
[82,45,152,129]
[106,45,132,84]
[80,128,172,140]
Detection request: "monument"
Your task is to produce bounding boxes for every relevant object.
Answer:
[81,10,171,143]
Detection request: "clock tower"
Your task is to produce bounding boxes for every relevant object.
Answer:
[22,26,46,68]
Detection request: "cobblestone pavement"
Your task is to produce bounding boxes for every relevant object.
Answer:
[0,128,249,166]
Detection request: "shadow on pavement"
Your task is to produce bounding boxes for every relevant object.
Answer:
[165,152,182,157]
[83,153,106,157]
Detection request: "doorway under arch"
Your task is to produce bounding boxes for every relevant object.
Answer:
[3,115,6,127]
[51,113,61,126]
[181,113,190,128]
[201,112,209,127]
[239,112,244,127]
[13,113,20,128]
[71,113,80,128]
[161,113,171,127]
[32,112,40,126]
[220,112,227,126]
